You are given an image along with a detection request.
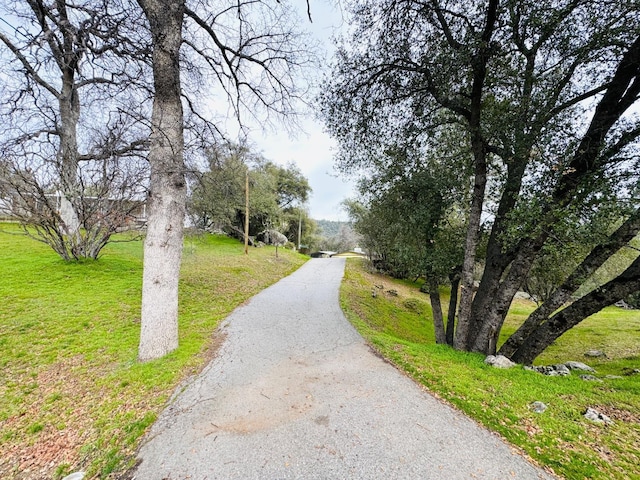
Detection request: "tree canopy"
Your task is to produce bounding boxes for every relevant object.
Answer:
[321,0,640,363]
[187,143,311,242]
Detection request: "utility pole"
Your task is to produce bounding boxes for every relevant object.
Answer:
[244,168,249,255]
[297,206,302,251]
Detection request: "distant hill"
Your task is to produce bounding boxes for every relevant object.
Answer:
[316,220,348,238]
[315,219,360,252]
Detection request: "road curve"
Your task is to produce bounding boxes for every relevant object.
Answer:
[133,258,556,480]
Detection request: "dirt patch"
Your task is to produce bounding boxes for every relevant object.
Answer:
[189,328,229,378]
[592,404,640,424]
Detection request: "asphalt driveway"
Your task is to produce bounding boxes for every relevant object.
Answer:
[132,258,556,479]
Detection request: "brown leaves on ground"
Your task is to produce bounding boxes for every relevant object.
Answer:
[1,329,229,480]
[0,356,95,479]
[519,417,543,437]
[3,425,90,479]
[0,354,137,480]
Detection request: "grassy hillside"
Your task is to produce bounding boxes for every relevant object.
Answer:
[340,258,640,480]
[0,225,307,479]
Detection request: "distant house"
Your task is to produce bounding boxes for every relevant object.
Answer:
[310,250,337,258]
[0,191,147,228]
[0,196,12,220]
[331,250,368,259]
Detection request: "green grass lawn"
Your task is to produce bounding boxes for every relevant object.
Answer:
[0,224,307,479]
[340,258,640,480]
[3,225,638,480]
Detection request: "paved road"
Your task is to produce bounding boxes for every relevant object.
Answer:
[133,258,556,480]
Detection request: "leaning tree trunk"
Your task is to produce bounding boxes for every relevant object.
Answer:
[511,255,640,364]
[499,207,640,358]
[137,0,186,362]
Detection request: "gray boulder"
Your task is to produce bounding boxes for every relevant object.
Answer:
[584,349,606,358]
[532,364,571,376]
[614,299,632,309]
[530,401,547,413]
[565,361,595,372]
[257,229,288,246]
[579,374,603,382]
[584,407,613,425]
[484,355,517,369]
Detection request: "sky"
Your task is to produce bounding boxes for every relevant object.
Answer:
[248,2,356,222]
[252,124,355,222]
[1,1,354,221]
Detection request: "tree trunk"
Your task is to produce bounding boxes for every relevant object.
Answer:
[244,168,250,255]
[453,0,499,351]
[499,207,640,358]
[58,75,81,238]
[445,268,460,346]
[137,0,186,362]
[427,278,447,344]
[453,154,486,350]
[56,18,83,257]
[469,244,540,353]
[464,157,530,351]
[511,255,640,364]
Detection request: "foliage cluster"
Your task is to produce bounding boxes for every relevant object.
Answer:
[315,219,361,253]
[186,142,316,249]
[322,0,640,363]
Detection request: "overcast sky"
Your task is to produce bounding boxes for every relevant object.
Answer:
[249,1,356,222]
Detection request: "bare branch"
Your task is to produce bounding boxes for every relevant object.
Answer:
[0,31,59,97]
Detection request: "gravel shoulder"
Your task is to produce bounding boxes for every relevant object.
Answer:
[133,258,556,479]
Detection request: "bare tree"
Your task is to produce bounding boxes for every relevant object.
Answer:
[136,0,316,361]
[0,149,149,259]
[258,229,289,258]
[0,0,151,259]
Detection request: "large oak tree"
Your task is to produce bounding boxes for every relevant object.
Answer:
[321,0,640,363]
